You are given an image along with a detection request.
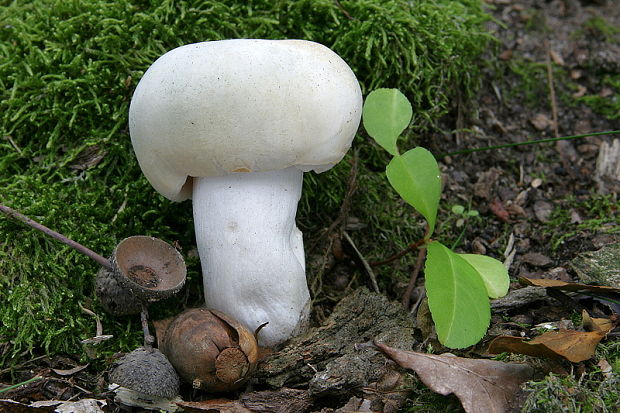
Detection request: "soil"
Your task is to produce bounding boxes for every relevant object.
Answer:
[1,0,618,412]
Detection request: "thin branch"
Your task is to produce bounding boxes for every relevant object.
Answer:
[545,40,560,139]
[369,237,427,267]
[402,247,427,308]
[0,204,112,270]
[343,231,379,294]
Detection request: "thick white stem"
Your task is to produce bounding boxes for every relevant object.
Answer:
[192,167,310,346]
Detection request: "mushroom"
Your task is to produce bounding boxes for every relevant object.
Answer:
[129,39,362,346]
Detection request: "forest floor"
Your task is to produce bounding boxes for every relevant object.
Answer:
[1,0,619,412]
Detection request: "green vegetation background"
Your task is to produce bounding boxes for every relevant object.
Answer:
[0,0,493,363]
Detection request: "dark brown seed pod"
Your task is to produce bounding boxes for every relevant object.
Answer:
[111,236,186,302]
[160,308,259,392]
[109,347,180,399]
[95,267,142,316]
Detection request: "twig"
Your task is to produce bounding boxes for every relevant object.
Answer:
[310,150,359,252]
[79,303,103,337]
[4,135,22,155]
[402,248,427,308]
[545,41,560,139]
[141,304,155,348]
[369,238,427,267]
[343,231,379,294]
[0,204,112,270]
[333,0,355,20]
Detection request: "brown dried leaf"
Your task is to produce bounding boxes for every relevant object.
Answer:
[581,310,617,333]
[375,342,533,413]
[51,364,88,376]
[69,145,106,170]
[519,277,620,294]
[488,329,606,363]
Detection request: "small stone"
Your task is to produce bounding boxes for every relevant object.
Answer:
[533,200,553,223]
[530,114,553,131]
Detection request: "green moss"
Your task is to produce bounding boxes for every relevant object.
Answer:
[579,16,620,43]
[521,370,620,412]
[578,74,620,120]
[0,0,493,363]
[544,193,620,251]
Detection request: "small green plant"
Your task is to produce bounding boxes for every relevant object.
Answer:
[362,89,509,349]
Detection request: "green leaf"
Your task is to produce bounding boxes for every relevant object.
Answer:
[425,241,491,348]
[451,204,465,215]
[362,88,412,155]
[386,148,441,236]
[459,254,509,299]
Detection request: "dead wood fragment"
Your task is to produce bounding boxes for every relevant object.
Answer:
[240,388,312,413]
[254,288,414,410]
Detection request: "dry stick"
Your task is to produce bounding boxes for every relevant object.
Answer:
[545,40,560,139]
[0,204,113,270]
[342,231,379,294]
[402,247,427,308]
[369,238,427,267]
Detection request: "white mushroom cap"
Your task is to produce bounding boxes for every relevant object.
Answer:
[129,39,363,202]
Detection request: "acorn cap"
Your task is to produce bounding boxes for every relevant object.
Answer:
[95,267,142,316]
[109,347,180,399]
[111,236,186,302]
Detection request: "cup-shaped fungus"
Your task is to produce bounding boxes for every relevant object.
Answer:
[129,39,362,346]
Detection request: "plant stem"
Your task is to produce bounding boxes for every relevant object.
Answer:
[0,204,113,270]
[440,130,620,157]
[402,247,427,308]
[369,238,427,267]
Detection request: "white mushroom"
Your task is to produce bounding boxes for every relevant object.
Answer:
[129,39,362,346]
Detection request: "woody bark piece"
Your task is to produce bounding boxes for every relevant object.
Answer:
[255,288,415,399]
[239,388,312,413]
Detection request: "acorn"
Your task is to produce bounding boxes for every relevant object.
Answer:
[160,308,259,392]
[108,347,181,411]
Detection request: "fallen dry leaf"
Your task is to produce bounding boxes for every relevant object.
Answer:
[488,329,607,363]
[375,342,533,413]
[51,364,88,377]
[597,359,613,379]
[519,277,620,294]
[581,310,618,333]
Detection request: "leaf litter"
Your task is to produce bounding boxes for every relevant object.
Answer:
[375,342,533,413]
